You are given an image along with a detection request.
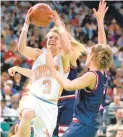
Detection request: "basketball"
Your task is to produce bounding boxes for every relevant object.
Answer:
[31,3,53,27]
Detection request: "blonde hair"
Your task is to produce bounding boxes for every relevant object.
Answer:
[92,44,113,69]
[46,26,60,39]
[47,26,86,65]
[70,40,86,57]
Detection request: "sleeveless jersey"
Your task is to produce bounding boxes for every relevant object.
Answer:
[29,48,68,101]
[74,71,108,129]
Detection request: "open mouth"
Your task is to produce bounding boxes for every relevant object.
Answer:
[49,41,56,46]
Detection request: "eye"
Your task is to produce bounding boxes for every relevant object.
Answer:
[49,36,52,39]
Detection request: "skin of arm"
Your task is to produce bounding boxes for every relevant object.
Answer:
[17,8,42,60]
[46,49,96,91]
[53,11,72,73]
[50,67,96,91]
[93,0,108,45]
[8,66,32,79]
[17,29,41,60]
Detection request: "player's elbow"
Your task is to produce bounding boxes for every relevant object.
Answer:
[64,84,73,91]
[17,44,25,53]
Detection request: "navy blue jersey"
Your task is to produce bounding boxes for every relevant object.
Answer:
[61,66,78,96]
[74,71,108,129]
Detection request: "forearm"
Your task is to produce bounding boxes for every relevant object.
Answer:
[16,66,32,78]
[97,20,106,45]
[17,23,29,53]
[59,25,72,54]
[51,68,71,90]
[50,68,94,91]
[66,30,75,41]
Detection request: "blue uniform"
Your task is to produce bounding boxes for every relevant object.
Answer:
[63,71,108,137]
[53,66,78,137]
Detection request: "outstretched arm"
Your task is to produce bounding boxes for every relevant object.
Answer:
[18,8,42,60]
[93,0,108,44]
[46,48,96,91]
[53,11,72,73]
[8,66,32,79]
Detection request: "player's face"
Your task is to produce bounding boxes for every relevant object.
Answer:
[46,32,61,50]
[116,131,123,137]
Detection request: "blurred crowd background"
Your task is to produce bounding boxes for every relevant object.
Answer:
[1,1,123,137]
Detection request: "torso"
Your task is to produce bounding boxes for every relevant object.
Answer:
[74,71,108,128]
[28,48,68,102]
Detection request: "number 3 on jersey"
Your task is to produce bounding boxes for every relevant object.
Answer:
[43,80,51,94]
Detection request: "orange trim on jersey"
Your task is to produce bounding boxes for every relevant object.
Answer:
[49,99,58,103]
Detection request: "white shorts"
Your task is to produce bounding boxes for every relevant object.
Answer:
[19,94,58,137]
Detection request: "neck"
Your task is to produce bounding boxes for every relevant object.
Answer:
[89,63,99,71]
[51,49,60,57]
[89,62,103,72]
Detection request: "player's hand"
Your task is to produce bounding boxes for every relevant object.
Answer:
[8,66,17,77]
[93,0,108,22]
[52,11,62,27]
[25,7,33,25]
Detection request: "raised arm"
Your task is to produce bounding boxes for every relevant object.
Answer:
[53,11,72,72]
[17,8,41,60]
[8,66,32,79]
[93,0,108,44]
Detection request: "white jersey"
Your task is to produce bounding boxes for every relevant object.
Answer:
[29,48,68,101]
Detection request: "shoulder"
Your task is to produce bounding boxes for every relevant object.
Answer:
[83,71,97,79]
[82,71,97,90]
[34,48,42,54]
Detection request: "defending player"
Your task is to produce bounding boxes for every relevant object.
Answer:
[46,1,112,137]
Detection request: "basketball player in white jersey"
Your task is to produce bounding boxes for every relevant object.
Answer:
[11,9,85,137]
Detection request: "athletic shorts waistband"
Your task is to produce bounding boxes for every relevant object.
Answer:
[32,94,57,106]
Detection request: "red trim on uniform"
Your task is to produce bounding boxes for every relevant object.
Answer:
[59,125,69,127]
[89,71,99,92]
[72,118,79,123]
[59,95,75,100]
[59,129,65,133]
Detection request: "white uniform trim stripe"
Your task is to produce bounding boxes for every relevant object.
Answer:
[59,126,68,130]
[59,95,75,99]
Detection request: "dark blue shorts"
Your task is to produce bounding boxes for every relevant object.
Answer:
[53,98,75,136]
[58,98,75,125]
[63,121,98,137]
